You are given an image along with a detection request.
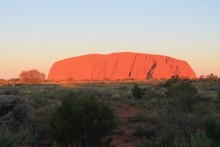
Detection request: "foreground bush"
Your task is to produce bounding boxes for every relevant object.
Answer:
[154,79,200,146]
[50,91,116,147]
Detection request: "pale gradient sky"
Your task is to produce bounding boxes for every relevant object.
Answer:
[0,0,220,79]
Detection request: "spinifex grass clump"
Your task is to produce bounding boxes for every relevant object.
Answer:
[50,91,116,147]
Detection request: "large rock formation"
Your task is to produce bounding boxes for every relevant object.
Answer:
[48,52,196,81]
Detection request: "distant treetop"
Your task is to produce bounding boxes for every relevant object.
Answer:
[19,69,46,84]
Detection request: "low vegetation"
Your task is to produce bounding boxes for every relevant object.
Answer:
[218,90,220,99]
[0,77,219,146]
[132,84,144,99]
[0,94,33,147]
[50,91,116,146]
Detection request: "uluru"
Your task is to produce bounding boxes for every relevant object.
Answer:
[48,52,196,81]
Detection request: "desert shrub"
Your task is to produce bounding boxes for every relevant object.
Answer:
[204,119,220,142]
[0,124,33,147]
[156,129,212,147]
[141,86,165,100]
[173,131,212,147]
[0,95,29,128]
[132,124,156,138]
[164,75,180,88]
[50,91,116,147]
[132,84,144,99]
[156,109,215,146]
[190,131,212,147]
[0,95,33,146]
[156,109,199,146]
[166,81,198,113]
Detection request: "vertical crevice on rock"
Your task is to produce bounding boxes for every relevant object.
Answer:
[91,58,99,79]
[103,59,108,79]
[110,57,119,79]
[146,62,157,79]
[129,55,137,78]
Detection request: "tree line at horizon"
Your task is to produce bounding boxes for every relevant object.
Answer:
[0,69,219,84]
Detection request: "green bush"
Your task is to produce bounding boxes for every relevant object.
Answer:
[50,91,116,147]
[166,81,198,113]
[132,84,144,99]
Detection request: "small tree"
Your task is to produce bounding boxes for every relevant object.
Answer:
[19,69,46,83]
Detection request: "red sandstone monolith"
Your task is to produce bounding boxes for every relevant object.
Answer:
[48,52,196,81]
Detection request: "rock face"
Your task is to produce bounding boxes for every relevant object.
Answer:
[48,52,196,81]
